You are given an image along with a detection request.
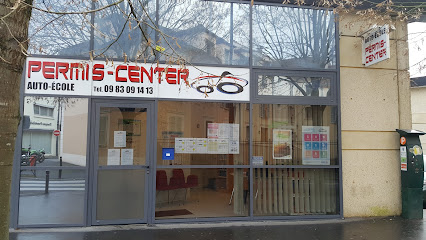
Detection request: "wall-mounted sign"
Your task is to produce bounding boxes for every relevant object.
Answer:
[362,25,390,67]
[302,126,330,165]
[25,57,250,101]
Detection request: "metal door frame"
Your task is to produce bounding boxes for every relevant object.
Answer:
[90,99,154,225]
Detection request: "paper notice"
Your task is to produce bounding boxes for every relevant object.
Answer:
[175,138,185,153]
[114,131,126,147]
[107,149,120,165]
[121,149,134,165]
[196,138,208,153]
[208,123,219,138]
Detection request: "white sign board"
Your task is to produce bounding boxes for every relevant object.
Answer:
[107,149,120,165]
[121,149,134,165]
[114,131,126,148]
[25,57,250,101]
[362,25,390,67]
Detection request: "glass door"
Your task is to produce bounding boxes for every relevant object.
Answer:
[91,101,152,225]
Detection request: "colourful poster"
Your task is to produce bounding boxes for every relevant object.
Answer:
[302,126,330,165]
[273,129,292,159]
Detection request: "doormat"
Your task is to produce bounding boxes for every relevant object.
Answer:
[155,209,193,218]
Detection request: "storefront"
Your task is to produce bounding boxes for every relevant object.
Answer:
[10,0,343,228]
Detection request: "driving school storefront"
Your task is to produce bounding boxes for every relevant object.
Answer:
[10,0,410,229]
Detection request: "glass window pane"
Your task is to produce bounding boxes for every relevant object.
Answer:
[23,97,89,167]
[28,0,91,56]
[97,169,145,220]
[253,168,339,216]
[18,169,86,225]
[155,168,249,219]
[33,105,39,115]
[158,0,249,65]
[253,6,336,69]
[97,107,147,166]
[257,74,331,97]
[157,101,249,166]
[252,104,338,165]
[93,0,156,60]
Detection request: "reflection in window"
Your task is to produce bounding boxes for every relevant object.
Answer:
[252,104,338,165]
[18,169,86,225]
[253,6,336,69]
[22,97,88,166]
[34,104,54,117]
[93,0,156,60]
[158,0,249,65]
[157,101,249,165]
[28,0,91,56]
[257,75,331,97]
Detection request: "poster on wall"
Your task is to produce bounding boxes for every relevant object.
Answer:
[272,129,292,159]
[121,149,134,165]
[114,131,126,147]
[302,126,330,165]
[107,149,120,165]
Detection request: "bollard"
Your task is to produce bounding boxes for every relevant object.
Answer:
[45,170,50,194]
[59,156,62,179]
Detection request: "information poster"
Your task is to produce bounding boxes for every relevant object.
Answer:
[107,149,120,165]
[175,123,239,154]
[207,139,219,154]
[196,138,208,153]
[302,126,330,165]
[272,129,292,159]
[114,131,126,147]
[121,149,134,165]
[175,138,185,153]
[207,123,219,138]
[400,146,407,171]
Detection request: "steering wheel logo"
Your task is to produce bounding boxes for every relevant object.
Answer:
[190,72,248,95]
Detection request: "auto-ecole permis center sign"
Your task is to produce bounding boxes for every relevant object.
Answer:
[25,57,250,101]
[362,25,390,67]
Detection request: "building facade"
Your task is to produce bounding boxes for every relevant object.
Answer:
[9,0,411,228]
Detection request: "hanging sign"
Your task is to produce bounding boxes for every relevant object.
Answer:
[25,57,250,101]
[362,25,390,67]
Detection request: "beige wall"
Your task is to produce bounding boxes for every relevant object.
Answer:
[339,13,411,217]
[411,87,426,146]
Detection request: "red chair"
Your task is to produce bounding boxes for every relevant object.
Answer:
[156,170,174,203]
[185,175,198,188]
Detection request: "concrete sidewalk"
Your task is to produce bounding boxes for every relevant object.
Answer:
[9,214,426,240]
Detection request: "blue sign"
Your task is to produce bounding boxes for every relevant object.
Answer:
[162,148,175,160]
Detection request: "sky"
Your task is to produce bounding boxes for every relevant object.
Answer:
[408,22,426,78]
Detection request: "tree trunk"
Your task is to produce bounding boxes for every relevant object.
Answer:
[0,0,32,238]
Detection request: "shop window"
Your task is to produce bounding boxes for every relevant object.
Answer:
[253,168,339,216]
[257,75,331,98]
[93,0,156,60]
[252,104,338,166]
[157,101,249,166]
[155,168,249,219]
[18,169,86,225]
[252,6,336,69]
[157,0,249,66]
[27,0,91,56]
